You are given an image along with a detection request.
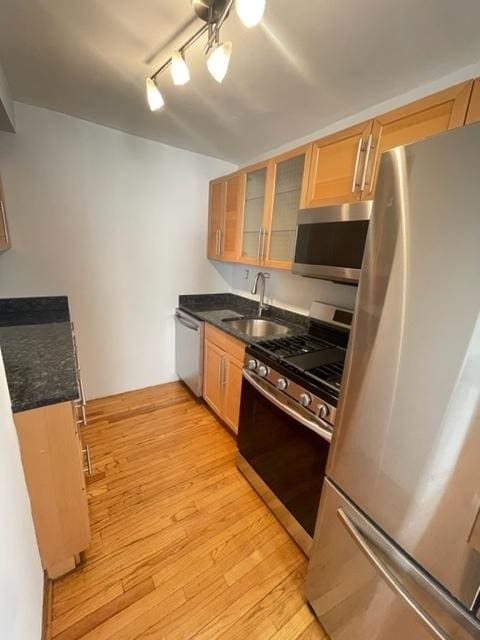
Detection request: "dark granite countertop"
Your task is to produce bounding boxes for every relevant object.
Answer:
[178,293,309,346]
[0,296,79,413]
[0,322,80,413]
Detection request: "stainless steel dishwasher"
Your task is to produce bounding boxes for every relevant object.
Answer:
[175,309,204,397]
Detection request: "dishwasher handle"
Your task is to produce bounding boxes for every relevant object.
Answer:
[175,311,200,332]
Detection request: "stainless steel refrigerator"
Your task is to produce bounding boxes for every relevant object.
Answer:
[305,123,480,639]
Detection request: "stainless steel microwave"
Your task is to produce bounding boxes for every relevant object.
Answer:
[292,201,372,284]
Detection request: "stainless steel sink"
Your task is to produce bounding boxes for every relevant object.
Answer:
[223,317,291,338]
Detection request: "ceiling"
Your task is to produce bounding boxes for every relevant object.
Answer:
[1,0,480,164]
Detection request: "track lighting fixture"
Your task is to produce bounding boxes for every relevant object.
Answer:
[145,77,164,111]
[145,0,266,110]
[236,0,265,28]
[171,50,190,86]
[207,41,232,83]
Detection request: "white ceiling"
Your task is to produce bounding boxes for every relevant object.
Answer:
[1,0,480,163]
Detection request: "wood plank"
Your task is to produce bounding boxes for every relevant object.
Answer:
[50,382,323,640]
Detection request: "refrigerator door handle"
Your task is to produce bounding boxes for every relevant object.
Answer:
[337,508,451,640]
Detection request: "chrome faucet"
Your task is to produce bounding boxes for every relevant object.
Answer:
[251,272,270,316]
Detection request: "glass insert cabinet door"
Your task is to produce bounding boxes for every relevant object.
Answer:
[266,152,306,266]
[241,166,268,261]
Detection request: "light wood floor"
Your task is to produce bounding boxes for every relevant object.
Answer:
[51,382,327,640]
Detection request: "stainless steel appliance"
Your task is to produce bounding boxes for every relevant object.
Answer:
[237,302,352,555]
[292,201,372,284]
[174,309,204,397]
[306,124,480,639]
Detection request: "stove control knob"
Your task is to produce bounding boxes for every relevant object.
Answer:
[299,392,312,407]
[318,403,330,419]
[247,359,258,371]
[276,378,288,391]
[258,365,269,378]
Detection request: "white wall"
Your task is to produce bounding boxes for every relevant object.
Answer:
[0,349,43,640]
[0,103,235,399]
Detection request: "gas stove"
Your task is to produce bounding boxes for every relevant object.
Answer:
[244,302,353,429]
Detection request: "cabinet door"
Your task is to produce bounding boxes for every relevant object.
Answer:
[363,81,473,198]
[0,176,10,252]
[222,174,244,261]
[241,164,269,264]
[223,357,243,434]
[303,121,374,208]
[264,149,306,269]
[14,402,90,578]
[465,79,480,125]
[203,340,224,417]
[207,180,226,260]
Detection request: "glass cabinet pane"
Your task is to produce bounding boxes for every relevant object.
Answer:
[269,154,305,263]
[242,168,267,259]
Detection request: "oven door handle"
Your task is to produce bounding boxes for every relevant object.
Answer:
[243,370,333,444]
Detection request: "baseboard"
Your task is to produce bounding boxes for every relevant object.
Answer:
[42,572,52,640]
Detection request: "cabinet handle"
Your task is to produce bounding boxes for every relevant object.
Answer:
[83,445,93,477]
[218,229,222,256]
[351,138,364,193]
[360,134,374,191]
[256,228,263,260]
[221,359,227,387]
[218,358,222,387]
[261,228,268,261]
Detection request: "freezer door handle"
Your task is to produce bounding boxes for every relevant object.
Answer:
[337,508,451,640]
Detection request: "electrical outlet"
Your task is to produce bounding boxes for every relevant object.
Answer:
[244,269,250,279]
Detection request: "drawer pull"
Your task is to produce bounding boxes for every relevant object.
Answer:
[82,445,93,477]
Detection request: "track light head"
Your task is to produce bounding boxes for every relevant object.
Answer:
[236,0,265,28]
[145,77,164,111]
[207,41,232,83]
[171,50,190,86]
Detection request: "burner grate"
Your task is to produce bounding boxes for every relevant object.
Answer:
[258,334,332,358]
[309,361,345,389]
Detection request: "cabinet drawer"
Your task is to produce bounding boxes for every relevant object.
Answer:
[204,323,245,363]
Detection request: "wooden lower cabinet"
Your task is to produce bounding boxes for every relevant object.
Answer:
[14,401,90,578]
[466,79,480,125]
[223,357,243,433]
[203,324,245,434]
[203,339,225,417]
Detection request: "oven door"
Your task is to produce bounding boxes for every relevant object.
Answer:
[293,202,372,284]
[237,370,332,555]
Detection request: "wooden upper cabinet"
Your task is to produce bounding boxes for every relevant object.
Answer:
[363,81,474,198]
[222,174,244,261]
[207,174,243,261]
[303,120,374,208]
[466,79,480,125]
[0,175,11,252]
[263,148,307,270]
[240,162,270,264]
[207,180,225,260]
